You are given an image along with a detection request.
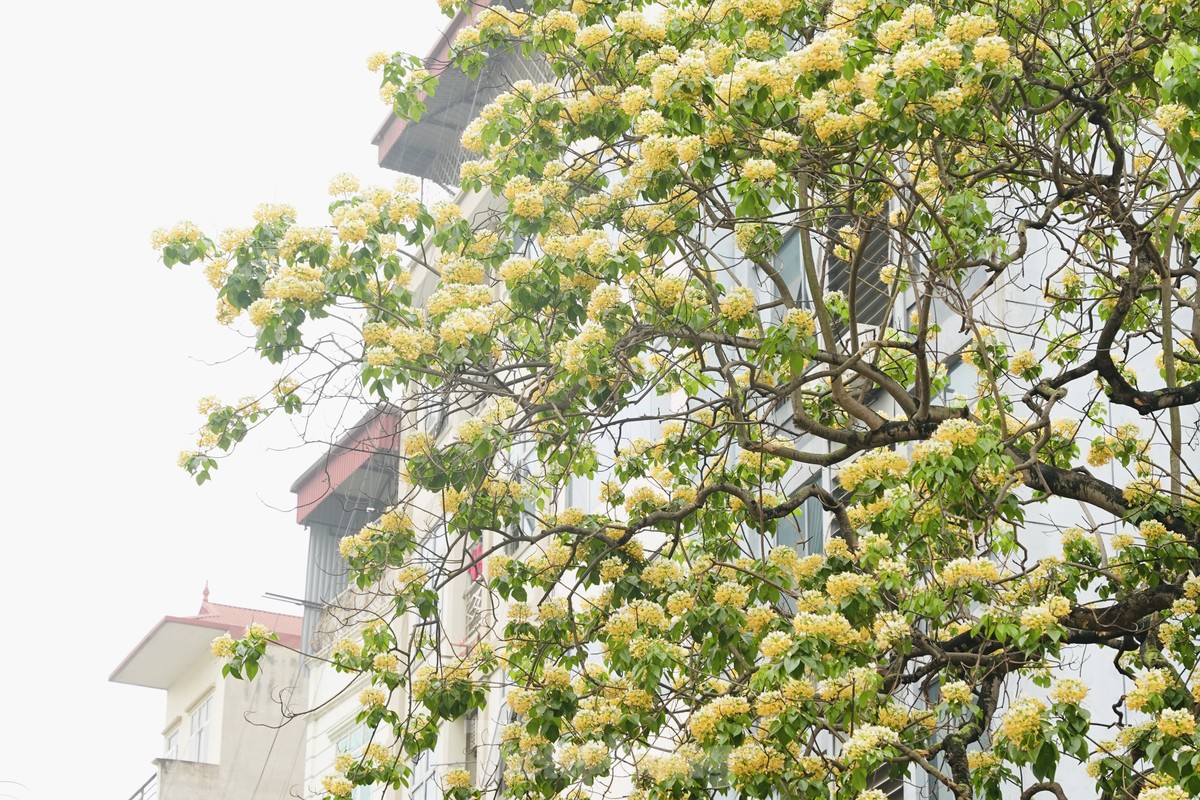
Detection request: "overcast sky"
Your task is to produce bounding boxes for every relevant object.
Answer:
[0,2,445,797]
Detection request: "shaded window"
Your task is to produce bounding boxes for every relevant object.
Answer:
[411,750,435,800]
[336,725,372,800]
[164,727,179,760]
[768,230,808,321]
[777,476,826,556]
[186,694,212,762]
[826,215,891,337]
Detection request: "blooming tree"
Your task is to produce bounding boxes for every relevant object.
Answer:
[159,2,1200,800]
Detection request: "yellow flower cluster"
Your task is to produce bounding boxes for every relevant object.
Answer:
[941,680,974,705]
[714,581,751,608]
[1157,709,1197,738]
[1124,477,1160,504]
[666,591,696,616]
[967,751,1002,771]
[328,172,360,196]
[1127,669,1170,711]
[1021,595,1071,630]
[688,696,751,741]
[936,561,1003,592]
[558,321,609,374]
[972,35,1011,66]
[742,158,778,182]
[727,742,783,781]
[507,687,537,716]
[322,775,354,797]
[783,308,817,337]
[872,611,909,649]
[759,631,794,660]
[840,724,899,763]
[931,419,981,448]
[278,226,332,262]
[999,697,1046,742]
[263,265,326,304]
[624,484,667,513]
[945,13,997,42]
[893,38,963,80]
[1137,787,1190,800]
[1051,678,1089,705]
[443,769,472,790]
[426,283,493,317]
[394,564,426,591]
[838,449,909,491]
[928,87,965,115]
[818,665,879,701]
[587,284,623,320]
[826,572,872,603]
[1009,349,1037,376]
[439,307,494,347]
[151,220,204,249]
[359,687,387,708]
[440,256,486,285]
[210,634,236,658]
[792,611,863,646]
[644,751,693,784]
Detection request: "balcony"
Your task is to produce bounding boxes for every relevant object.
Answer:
[125,760,219,800]
[127,774,156,800]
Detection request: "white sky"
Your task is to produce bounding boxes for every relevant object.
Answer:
[0,2,446,797]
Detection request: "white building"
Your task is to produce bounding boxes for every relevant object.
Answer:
[111,589,306,800]
[285,7,1198,800]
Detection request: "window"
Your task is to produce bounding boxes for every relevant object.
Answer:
[186,694,213,762]
[768,229,807,320]
[410,750,436,800]
[164,727,180,760]
[464,710,479,784]
[869,765,906,800]
[777,476,826,556]
[336,724,372,800]
[825,215,891,338]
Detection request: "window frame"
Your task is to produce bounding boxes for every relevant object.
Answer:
[186,692,213,763]
[335,723,372,800]
[164,725,180,760]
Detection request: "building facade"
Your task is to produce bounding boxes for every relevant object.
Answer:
[284,7,1198,800]
[111,589,307,800]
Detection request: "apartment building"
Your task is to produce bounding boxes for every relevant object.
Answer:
[111,589,306,800]
[284,7,1188,800]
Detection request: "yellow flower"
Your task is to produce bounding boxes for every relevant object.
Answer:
[210,635,236,659]
[999,697,1046,742]
[941,680,973,705]
[366,51,390,72]
[742,158,778,182]
[328,172,360,196]
[1156,709,1196,738]
[444,769,473,790]
[1154,104,1189,134]
[973,35,1011,65]
[1051,678,1089,705]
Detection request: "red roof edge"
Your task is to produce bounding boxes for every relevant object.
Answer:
[373,3,492,169]
[290,408,401,525]
[109,598,303,682]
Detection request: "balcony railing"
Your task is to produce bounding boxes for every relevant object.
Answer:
[127,773,157,800]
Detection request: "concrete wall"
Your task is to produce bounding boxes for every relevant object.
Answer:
[155,758,219,800]
[156,644,305,799]
[215,644,307,798]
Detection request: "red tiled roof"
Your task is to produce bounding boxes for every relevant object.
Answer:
[186,599,303,648]
[290,409,401,524]
[109,594,304,687]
